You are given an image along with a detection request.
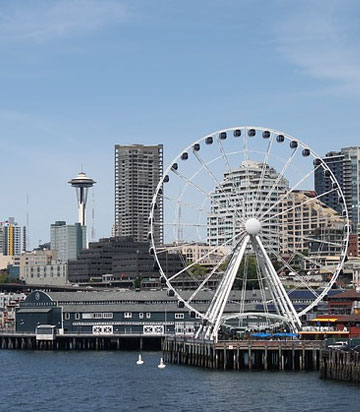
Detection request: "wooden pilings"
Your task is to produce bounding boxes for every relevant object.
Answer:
[0,334,162,351]
[163,338,323,371]
[320,349,360,384]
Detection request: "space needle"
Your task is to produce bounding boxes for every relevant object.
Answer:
[68,171,96,226]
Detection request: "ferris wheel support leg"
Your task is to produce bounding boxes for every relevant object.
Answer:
[251,239,288,318]
[204,236,250,341]
[255,236,302,332]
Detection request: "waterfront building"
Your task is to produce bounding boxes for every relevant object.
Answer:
[114,144,163,244]
[67,236,183,283]
[15,289,323,336]
[50,221,86,262]
[207,160,288,252]
[315,147,360,233]
[0,218,26,256]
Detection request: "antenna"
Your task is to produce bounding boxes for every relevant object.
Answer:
[177,186,183,243]
[91,189,96,242]
[26,193,30,251]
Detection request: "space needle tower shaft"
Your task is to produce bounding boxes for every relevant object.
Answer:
[68,172,96,226]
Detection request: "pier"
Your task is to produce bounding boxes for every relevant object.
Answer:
[0,331,162,351]
[163,337,323,370]
[320,349,360,383]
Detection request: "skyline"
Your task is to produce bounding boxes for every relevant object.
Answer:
[1,0,360,248]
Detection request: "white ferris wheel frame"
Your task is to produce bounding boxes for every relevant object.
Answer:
[148,126,350,341]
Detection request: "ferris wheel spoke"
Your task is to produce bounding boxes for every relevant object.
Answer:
[255,253,270,315]
[192,149,245,223]
[253,133,275,216]
[261,235,320,297]
[238,253,249,322]
[187,254,230,304]
[255,147,298,218]
[155,222,207,227]
[216,134,232,173]
[261,187,338,224]
[167,230,245,282]
[264,227,345,249]
[162,195,210,216]
[262,232,330,271]
[259,164,322,221]
[251,239,283,317]
[268,216,344,226]
[170,169,213,201]
[156,242,207,254]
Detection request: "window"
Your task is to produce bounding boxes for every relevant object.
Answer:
[75,313,80,320]
[146,312,151,319]
[124,312,132,319]
[93,313,102,319]
[64,313,70,320]
[103,313,113,319]
[139,313,144,319]
[175,313,184,319]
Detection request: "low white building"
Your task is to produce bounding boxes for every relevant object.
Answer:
[23,261,68,286]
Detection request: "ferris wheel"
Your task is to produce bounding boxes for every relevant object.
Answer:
[148,126,350,341]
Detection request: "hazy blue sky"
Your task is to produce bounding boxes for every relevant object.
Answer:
[1,0,360,248]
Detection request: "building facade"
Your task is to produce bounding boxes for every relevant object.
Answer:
[50,221,86,262]
[207,160,288,252]
[114,144,163,244]
[280,190,344,255]
[68,236,184,283]
[315,147,360,232]
[16,289,322,336]
[0,218,26,256]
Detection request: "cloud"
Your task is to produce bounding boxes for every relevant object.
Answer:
[274,0,360,96]
[0,0,128,42]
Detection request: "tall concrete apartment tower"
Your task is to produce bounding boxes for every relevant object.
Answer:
[315,147,360,232]
[114,144,163,244]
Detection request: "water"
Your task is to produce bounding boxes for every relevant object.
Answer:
[0,350,358,412]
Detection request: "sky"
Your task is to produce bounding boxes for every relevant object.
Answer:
[1,0,360,248]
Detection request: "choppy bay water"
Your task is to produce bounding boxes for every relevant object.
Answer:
[0,350,358,412]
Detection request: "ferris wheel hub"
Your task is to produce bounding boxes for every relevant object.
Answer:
[245,218,261,235]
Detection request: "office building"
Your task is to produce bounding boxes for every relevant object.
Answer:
[315,147,360,232]
[50,221,86,262]
[0,218,26,256]
[68,236,183,283]
[114,144,163,244]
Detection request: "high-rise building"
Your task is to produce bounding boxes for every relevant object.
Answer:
[50,221,86,262]
[207,160,288,252]
[0,218,26,256]
[315,147,360,232]
[114,144,163,244]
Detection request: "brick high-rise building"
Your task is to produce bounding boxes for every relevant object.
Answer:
[114,144,163,244]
